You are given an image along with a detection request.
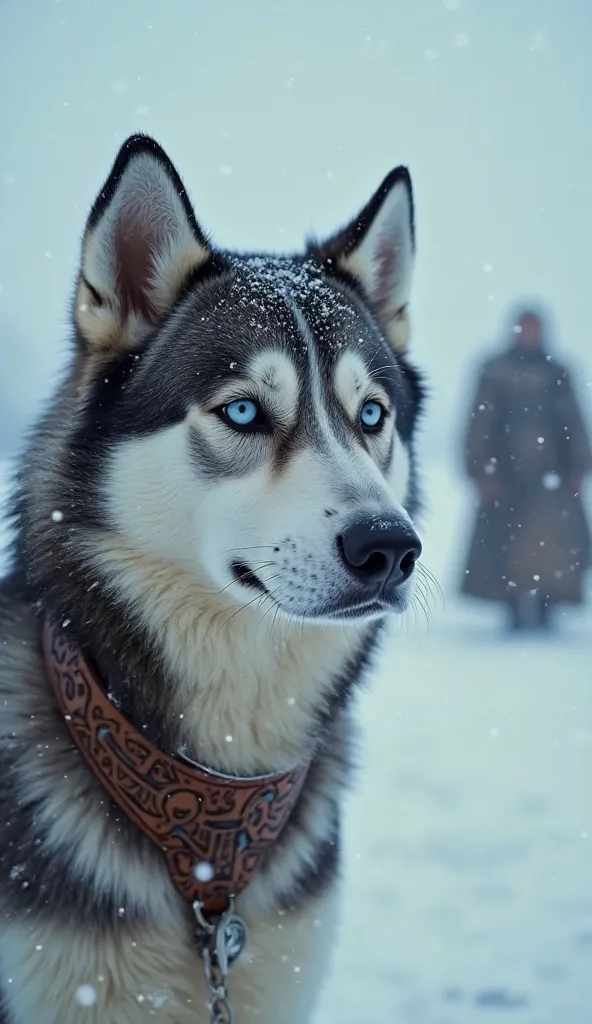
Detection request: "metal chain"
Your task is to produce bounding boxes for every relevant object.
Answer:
[202,945,234,1024]
[194,900,247,1024]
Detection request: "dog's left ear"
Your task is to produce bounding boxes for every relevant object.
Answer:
[309,168,415,352]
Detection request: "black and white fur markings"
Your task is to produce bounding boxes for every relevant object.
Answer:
[0,135,426,1023]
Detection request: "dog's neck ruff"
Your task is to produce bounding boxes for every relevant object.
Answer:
[42,619,310,915]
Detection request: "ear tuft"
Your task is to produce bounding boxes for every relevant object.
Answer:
[309,167,415,352]
[75,135,212,353]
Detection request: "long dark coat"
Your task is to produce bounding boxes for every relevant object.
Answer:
[461,345,592,605]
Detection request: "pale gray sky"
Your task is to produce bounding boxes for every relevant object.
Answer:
[1,0,591,454]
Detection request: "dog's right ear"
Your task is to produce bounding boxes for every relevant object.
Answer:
[308,167,415,352]
[75,135,212,353]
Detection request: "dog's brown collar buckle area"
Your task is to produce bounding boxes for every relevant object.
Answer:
[42,618,310,915]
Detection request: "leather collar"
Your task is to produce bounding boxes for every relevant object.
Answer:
[42,619,310,915]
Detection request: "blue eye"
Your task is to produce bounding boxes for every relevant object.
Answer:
[223,399,261,430]
[360,401,385,432]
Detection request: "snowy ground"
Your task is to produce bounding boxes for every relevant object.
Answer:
[1,460,591,1022]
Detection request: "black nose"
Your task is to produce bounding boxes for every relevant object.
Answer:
[337,515,422,587]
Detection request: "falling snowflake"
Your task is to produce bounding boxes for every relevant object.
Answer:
[75,986,98,1007]
[193,861,215,883]
[540,471,557,491]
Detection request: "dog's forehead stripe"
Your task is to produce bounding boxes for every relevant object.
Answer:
[289,304,355,457]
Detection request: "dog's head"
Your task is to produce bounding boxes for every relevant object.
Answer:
[67,135,424,625]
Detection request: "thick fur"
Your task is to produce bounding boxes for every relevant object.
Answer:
[0,135,425,1023]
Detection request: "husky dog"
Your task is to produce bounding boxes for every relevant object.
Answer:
[0,135,425,1023]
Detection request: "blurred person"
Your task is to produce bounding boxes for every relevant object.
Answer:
[460,306,592,632]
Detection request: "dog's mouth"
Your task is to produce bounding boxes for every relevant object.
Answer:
[230,561,268,594]
[228,562,410,621]
[311,591,408,622]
